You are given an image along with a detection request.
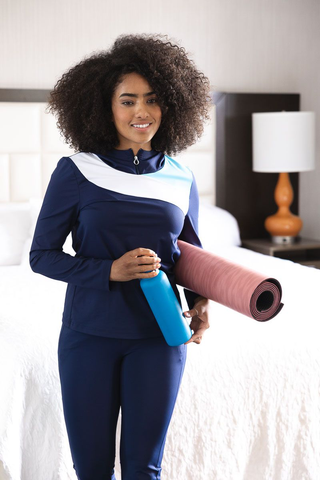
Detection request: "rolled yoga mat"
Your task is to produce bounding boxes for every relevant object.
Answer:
[175,240,284,321]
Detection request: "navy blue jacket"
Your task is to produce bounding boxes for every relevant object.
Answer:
[30,148,202,339]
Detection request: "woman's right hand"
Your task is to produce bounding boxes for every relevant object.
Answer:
[109,248,161,282]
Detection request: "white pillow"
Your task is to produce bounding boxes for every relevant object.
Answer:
[0,203,31,266]
[198,203,241,250]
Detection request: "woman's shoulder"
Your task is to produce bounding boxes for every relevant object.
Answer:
[59,151,104,175]
[164,154,194,180]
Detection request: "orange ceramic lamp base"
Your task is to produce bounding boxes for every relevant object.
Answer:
[265,172,302,243]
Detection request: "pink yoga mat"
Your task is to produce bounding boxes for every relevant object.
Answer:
[175,240,283,321]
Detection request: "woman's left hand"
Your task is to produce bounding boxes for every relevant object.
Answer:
[183,296,211,345]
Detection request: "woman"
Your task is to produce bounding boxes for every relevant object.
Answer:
[30,33,212,480]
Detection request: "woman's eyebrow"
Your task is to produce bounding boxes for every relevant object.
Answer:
[119,91,156,98]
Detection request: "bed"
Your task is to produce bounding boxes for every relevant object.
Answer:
[1,93,320,480]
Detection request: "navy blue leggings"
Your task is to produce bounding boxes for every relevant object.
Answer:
[58,324,187,480]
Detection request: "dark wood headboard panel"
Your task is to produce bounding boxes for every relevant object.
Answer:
[213,92,300,240]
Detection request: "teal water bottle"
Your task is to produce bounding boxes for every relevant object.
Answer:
[140,270,192,346]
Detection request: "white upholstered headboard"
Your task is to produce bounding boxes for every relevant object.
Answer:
[0,100,74,202]
[0,91,216,204]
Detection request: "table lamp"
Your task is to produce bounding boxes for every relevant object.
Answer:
[252,111,315,244]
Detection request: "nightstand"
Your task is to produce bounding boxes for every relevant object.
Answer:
[241,237,320,269]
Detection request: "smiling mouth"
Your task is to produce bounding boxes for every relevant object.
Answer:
[131,123,152,130]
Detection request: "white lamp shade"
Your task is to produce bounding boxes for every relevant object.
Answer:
[252,111,315,173]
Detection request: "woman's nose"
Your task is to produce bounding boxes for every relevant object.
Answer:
[134,103,150,118]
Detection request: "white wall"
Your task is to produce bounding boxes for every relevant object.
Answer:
[1,0,319,238]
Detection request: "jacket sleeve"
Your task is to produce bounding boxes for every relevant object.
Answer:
[29,157,113,290]
[178,171,204,309]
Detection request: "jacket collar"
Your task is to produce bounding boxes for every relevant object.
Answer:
[96,147,165,174]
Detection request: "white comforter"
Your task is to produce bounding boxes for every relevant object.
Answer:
[1,247,320,480]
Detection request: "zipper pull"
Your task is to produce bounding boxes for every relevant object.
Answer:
[133,156,139,165]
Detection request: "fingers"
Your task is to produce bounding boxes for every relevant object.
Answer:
[132,247,158,258]
[136,266,161,276]
[184,299,210,345]
[185,333,203,345]
[185,324,207,345]
[184,307,200,319]
[110,248,161,282]
[137,256,161,268]
[133,248,161,276]
[135,256,161,275]
[132,248,161,268]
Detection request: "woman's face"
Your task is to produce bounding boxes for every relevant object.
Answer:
[111,72,162,153]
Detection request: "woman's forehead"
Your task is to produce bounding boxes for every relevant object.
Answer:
[114,72,153,95]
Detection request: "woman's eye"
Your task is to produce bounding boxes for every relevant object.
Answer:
[121,99,157,106]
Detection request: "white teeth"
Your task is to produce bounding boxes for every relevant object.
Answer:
[132,123,150,128]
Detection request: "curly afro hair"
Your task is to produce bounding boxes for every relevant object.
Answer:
[48,33,212,156]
